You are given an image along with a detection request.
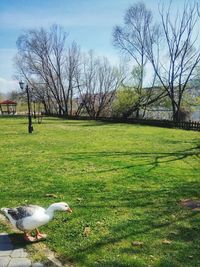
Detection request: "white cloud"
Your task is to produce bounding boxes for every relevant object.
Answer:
[0,77,18,94]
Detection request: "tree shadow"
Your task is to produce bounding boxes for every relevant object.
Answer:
[62,120,114,127]
[71,182,200,266]
[87,261,137,267]
[58,144,200,175]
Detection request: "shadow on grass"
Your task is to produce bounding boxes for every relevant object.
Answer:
[157,216,200,267]
[58,144,200,174]
[69,180,200,267]
[67,121,116,127]
[42,119,114,127]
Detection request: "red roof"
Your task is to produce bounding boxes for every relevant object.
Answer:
[0,100,17,105]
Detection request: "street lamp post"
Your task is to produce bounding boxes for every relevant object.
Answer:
[33,97,37,119]
[19,81,33,134]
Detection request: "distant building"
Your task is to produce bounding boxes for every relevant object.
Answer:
[0,100,17,115]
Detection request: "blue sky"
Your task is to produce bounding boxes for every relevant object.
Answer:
[0,0,183,93]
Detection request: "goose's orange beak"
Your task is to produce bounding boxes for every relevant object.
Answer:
[67,208,72,213]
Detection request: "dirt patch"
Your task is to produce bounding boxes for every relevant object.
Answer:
[180,199,200,211]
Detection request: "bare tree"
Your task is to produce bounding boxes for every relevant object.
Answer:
[77,51,124,118]
[30,82,55,115]
[65,42,81,115]
[15,25,70,116]
[113,2,161,118]
[146,2,200,121]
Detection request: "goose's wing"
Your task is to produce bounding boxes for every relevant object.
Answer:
[6,205,41,221]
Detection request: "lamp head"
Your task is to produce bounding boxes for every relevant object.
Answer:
[19,81,24,90]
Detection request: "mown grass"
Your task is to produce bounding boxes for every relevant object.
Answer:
[0,117,200,267]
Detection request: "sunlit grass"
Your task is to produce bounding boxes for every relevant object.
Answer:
[0,117,200,267]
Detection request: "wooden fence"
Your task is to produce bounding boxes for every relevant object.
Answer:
[1,114,200,131]
[65,115,200,131]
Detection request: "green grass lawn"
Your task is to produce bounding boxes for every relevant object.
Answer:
[0,117,200,267]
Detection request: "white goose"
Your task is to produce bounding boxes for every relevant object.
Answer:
[1,202,72,242]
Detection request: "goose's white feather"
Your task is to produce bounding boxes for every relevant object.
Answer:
[1,202,71,232]
[21,207,50,230]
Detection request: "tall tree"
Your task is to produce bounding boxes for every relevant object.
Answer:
[77,51,124,118]
[113,2,161,118]
[15,25,70,116]
[146,2,200,121]
[65,42,81,115]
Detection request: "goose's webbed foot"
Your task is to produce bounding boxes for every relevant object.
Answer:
[24,232,37,242]
[35,228,47,240]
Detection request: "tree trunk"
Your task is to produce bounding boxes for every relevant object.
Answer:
[135,108,140,119]
[172,101,181,122]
